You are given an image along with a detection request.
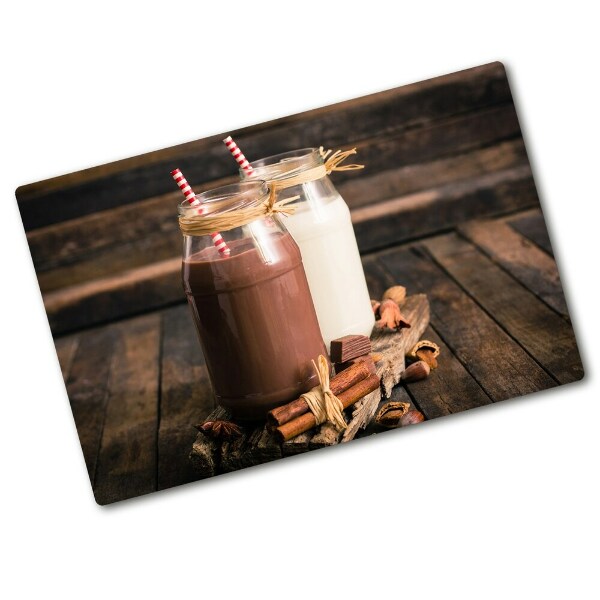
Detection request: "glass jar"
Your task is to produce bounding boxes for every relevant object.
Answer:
[241,149,375,349]
[179,181,327,421]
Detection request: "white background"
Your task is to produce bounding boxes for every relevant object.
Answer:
[1,2,598,598]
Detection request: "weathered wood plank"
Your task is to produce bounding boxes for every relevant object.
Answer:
[43,257,181,335]
[353,165,538,252]
[28,135,527,290]
[341,102,520,186]
[54,334,79,381]
[27,175,235,279]
[281,431,312,456]
[371,294,429,398]
[363,254,398,299]
[246,427,282,464]
[27,102,522,293]
[402,326,492,419]
[36,226,182,294]
[157,304,215,491]
[340,138,529,210]
[64,326,119,482]
[340,388,382,443]
[93,313,161,505]
[378,246,558,401]
[424,233,583,384]
[189,406,227,478]
[18,62,511,229]
[506,209,554,256]
[459,219,569,317]
[221,428,253,473]
[41,165,537,336]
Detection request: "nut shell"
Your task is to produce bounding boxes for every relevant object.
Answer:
[401,360,430,383]
[383,285,407,306]
[375,401,410,428]
[407,340,440,360]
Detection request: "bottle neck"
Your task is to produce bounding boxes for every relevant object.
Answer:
[177,180,270,219]
[243,148,323,183]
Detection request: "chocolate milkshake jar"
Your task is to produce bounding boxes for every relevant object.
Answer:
[179,180,327,421]
[240,148,375,349]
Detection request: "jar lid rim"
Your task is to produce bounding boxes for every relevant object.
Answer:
[178,180,270,216]
[243,148,321,181]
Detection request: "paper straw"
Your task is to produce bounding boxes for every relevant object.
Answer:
[223,135,255,176]
[171,168,230,256]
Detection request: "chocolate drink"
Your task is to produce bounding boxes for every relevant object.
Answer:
[183,232,327,420]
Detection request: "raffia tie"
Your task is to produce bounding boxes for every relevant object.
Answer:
[301,355,347,431]
[179,188,299,237]
[178,147,363,236]
[270,146,364,192]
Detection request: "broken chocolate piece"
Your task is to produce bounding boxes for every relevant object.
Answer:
[330,334,372,363]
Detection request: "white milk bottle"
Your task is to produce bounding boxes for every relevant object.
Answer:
[241,148,374,350]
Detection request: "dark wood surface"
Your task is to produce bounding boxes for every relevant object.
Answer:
[17,63,511,229]
[18,62,544,335]
[54,209,582,504]
[24,63,582,504]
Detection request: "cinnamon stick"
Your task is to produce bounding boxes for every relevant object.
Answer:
[274,373,381,443]
[267,360,373,428]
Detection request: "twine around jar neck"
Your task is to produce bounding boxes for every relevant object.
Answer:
[178,187,298,237]
[268,147,364,192]
[179,147,364,237]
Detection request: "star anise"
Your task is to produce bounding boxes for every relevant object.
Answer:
[195,419,242,440]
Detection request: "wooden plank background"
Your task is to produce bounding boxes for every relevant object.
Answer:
[17,62,542,336]
[27,62,585,504]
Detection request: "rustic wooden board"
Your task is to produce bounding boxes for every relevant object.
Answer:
[346,103,520,185]
[353,165,538,252]
[189,294,430,476]
[93,314,161,505]
[28,128,526,286]
[36,221,183,294]
[27,181,227,279]
[39,159,538,336]
[402,326,493,418]
[340,138,529,210]
[189,407,227,478]
[63,326,119,482]
[423,233,583,384]
[507,209,554,256]
[378,247,559,400]
[54,334,79,380]
[29,137,534,318]
[459,219,569,317]
[157,304,216,491]
[17,62,511,229]
[44,207,581,503]
[363,258,493,419]
[363,254,398,299]
[43,257,181,334]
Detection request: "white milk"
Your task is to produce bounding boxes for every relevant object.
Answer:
[283,188,375,349]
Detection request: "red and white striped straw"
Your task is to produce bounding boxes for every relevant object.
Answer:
[171,168,230,256]
[223,135,255,177]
